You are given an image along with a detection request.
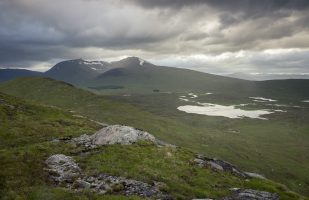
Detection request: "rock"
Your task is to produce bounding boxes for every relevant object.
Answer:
[86,176,96,183]
[221,189,279,200]
[73,178,91,189]
[72,134,93,146]
[194,155,248,178]
[244,172,266,179]
[70,125,175,150]
[58,136,73,141]
[192,199,213,200]
[87,173,173,199]
[193,158,205,168]
[207,161,224,171]
[92,125,156,145]
[45,154,81,184]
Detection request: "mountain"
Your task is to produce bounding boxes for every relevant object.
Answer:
[0,68,43,82]
[1,57,309,99]
[93,57,309,99]
[94,57,253,94]
[45,59,112,85]
[227,72,309,81]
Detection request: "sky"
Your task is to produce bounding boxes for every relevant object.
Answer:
[0,0,309,74]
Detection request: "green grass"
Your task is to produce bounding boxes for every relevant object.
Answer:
[78,143,305,200]
[0,77,308,198]
[1,92,304,200]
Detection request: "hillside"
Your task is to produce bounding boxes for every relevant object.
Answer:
[1,77,309,196]
[1,92,304,200]
[0,69,43,82]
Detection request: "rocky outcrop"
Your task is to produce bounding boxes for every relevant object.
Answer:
[71,125,161,149]
[45,154,81,183]
[45,154,172,199]
[193,189,279,200]
[194,155,248,178]
[92,125,156,145]
[221,188,279,200]
[193,155,265,180]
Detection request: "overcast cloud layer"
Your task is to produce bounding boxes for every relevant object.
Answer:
[0,0,309,74]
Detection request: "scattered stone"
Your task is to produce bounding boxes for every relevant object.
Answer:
[45,154,81,183]
[45,154,172,199]
[73,178,91,189]
[71,134,97,150]
[244,172,266,179]
[221,189,279,200]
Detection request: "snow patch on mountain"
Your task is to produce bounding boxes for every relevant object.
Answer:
[249,97,277,102]
[139,58,145,66]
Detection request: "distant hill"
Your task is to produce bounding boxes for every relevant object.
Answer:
[0,68,43,82]
[227,72,309,81]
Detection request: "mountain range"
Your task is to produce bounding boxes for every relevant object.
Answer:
[1,57,309,99]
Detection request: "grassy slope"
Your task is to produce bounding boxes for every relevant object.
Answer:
[1,92,302,200]
[0,92,141,200]
[114,93,309,196]
[0,77,308,197]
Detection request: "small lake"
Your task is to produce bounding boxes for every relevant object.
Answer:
[177,103,274,119]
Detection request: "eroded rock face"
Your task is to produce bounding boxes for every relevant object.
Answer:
[221,189,279,200]
[45,154,81,183]
[92,125,156,145]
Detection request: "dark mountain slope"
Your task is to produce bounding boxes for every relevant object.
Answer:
[0,69,43,82]
[94,57,309,99]
[45,59,111,85]
[95,57,253,94]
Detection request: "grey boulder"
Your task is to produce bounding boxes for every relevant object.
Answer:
[45,154,81,183]
[92,125,156,145]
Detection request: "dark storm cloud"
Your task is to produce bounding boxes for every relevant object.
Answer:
[0,0,308,74]
[132,0,309,11]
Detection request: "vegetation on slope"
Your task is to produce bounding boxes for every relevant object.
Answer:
[0,77,308,197]
[0,92,305,200]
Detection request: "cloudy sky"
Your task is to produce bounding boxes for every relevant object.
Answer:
[1,0,309,74]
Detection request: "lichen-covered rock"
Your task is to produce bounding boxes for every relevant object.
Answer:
[92,125,156,145]
[45,154,81,183]
[221,189,279,200]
